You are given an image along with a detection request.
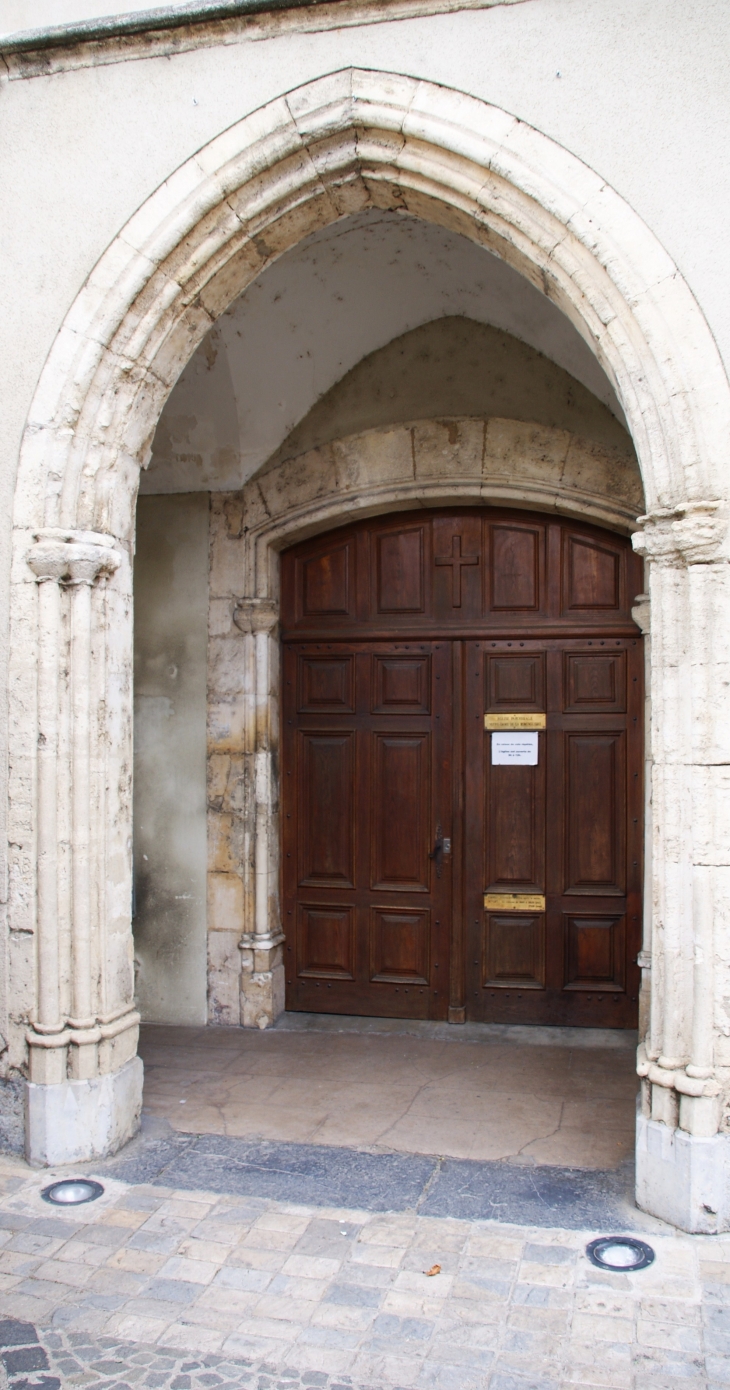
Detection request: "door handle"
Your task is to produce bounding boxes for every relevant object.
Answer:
[429,825,444,878]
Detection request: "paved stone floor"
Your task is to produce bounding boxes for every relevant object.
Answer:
[0,1147,729,1390]
[1,1020,726,1388]
[138,1017,637,1169]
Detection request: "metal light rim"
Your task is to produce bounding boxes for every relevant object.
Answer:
[41,1177,105,1206]
[586,1235,655,1271]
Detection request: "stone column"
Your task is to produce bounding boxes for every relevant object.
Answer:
[633,503,730,1231]
[630,591,652,1066]
[24,530,143,1166]
[232,599,285,1029]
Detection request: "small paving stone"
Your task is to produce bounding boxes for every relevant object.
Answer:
[0,1153,719,1390]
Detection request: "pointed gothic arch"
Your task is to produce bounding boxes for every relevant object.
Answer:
[9,70,730,1229]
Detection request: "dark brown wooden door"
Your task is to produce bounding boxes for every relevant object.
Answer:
[280,508,643,1027]
[282,644,453,1018]
[463,637,643,1027]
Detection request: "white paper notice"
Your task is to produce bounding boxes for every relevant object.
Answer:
[491,731,538,765]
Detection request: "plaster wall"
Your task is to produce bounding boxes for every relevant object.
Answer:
[143,210,630,495]
[266,315,630,471]
[133,493,209,1026]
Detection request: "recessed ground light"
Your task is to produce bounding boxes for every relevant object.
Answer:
[41,1178,104,1206]
[586,1236,654,1271]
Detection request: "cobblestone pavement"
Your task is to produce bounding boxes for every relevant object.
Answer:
[0,1155,728,1390]
[0,1319,387,1389]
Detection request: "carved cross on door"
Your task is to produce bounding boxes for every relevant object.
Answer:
[435,535,479,607]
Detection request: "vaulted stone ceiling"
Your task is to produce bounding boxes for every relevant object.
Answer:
[143,208,635,496]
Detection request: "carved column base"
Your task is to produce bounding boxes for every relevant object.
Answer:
[636,1108,730,1233]
[239,937,285,1030]
[25,1055,143,1167]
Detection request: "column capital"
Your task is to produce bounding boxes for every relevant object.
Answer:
[27,529,120,585]
[632,501,727,567]
[232,598,279,635]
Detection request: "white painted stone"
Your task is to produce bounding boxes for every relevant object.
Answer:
[25,1055,143,1168]
[636,1111,730,1234]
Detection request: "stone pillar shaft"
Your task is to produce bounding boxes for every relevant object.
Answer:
[34,576,63,1036]
[633,502,730,1230]
[630,590,652,1068]
[70,576,94,1030]
[229,597,284,1028]
[24,530,143,1164]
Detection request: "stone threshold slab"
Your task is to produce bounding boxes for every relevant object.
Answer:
[272,1013,639,1049]
[95,1128,638,1231]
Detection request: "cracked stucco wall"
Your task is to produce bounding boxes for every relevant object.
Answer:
[133,494,209,1026]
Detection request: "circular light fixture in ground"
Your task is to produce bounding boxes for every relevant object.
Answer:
[41,1178,104,1206]
[586,1236,654,1271]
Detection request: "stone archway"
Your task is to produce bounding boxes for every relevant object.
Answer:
[8,70,730,1230]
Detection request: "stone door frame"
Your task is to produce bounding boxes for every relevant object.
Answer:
[7,70,730,1230]
[206,417,647,1034]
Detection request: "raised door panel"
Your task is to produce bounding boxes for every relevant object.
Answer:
[565,732,626,894]
[282,509,638,636]
[564,651,626,712]
[298,732,355,886]
[563,534,621,613]
[487,653,545,711]
[298,540,354,619]
[373,656,431,714]
[563,914,626,991]
[370,908,430,984]
[297,905,355,980]
[374,526,426,614]
[371,733,430,890]
[483,913,546,988]
[298,655,355,713]
[486,758,545,892]
[487,522,543,612]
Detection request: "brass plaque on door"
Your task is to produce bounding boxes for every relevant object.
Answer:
[485,713,546,730]
[484,893,546,912]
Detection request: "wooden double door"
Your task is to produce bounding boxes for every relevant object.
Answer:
[281,508,643,1028]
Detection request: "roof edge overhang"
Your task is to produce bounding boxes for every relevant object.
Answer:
[0,0,522,58]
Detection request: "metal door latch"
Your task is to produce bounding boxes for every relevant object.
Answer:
[429,828,451,877]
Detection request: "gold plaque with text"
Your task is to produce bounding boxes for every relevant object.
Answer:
[485,713,546,730]
[484,893,546,912]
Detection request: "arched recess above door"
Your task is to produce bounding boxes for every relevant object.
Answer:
[219,416,644,601]
[278,505,644,638]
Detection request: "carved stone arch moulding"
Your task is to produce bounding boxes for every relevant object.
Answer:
[12,67,730,538]
[8,70,730,1229]
[231,417,646,600]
